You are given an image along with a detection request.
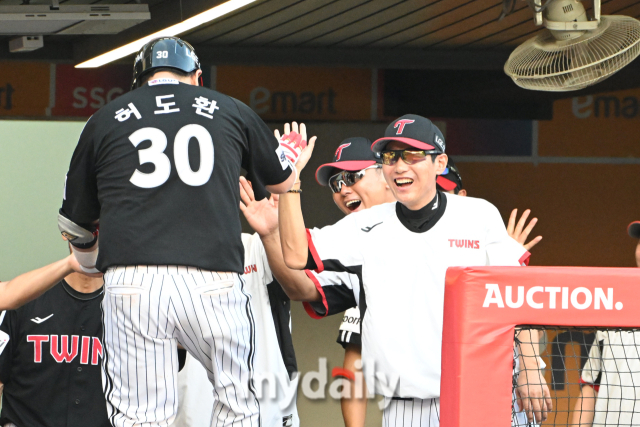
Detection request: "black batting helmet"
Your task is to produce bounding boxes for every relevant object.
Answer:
[131,37,201,90]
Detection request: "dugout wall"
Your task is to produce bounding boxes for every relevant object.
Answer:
[440,266,640,426]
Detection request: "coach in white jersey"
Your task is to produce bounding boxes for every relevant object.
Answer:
[174,179,300,427]
[323,156,547,427]
[570,221,640,426]
[277,115,546,427]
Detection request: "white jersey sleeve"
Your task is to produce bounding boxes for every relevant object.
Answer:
[581,332,604,388]
[483,202,530,266]
[306,213,365,274]
[337,307,362,348]
[303,269,358,318]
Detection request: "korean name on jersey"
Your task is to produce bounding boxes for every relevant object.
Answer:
[61,80,291,273]
[306,194,529,399]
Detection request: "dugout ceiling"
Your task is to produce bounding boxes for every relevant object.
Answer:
[1,0,640,69]
[1,0,640,119]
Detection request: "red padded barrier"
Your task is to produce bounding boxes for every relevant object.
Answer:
[440,266,640,427]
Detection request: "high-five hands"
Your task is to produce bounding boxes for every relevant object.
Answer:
[275,122,317,173]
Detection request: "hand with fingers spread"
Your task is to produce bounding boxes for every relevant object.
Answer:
[508,209,542,251]
[275,122,317,173]
[239,176,279,237]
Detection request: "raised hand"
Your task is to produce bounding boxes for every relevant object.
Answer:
[274,122,317,173]
[239,176,279,237]
[507,209,542,251]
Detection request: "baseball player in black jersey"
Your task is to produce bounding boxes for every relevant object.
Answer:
[0,251,107,427]
[58,37,297,427]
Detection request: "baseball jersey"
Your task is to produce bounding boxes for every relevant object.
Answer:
[580,330,640,425]
[0,280,107,427]
[305,193,529,398]
[173,232,299,427]
[61,79,292,273]
[337,307,362,348]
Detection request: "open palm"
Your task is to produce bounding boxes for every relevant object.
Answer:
[239,176,279,237]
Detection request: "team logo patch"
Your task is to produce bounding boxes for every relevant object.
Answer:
[282,415,293,426]
[434,134,445,150]
[276,146,289,170]
[394,119,415,135]
[31,314,54,324]
[334,143,351,161]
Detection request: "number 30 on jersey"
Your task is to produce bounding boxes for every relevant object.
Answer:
[129,124,214,188]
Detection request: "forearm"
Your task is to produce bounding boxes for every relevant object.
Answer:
[341,345,368,427]
[0,256,74,310]
[265,169,296,194]
[571,386,596,426]
[517,329,542,370]
[260,231,321,302]
[278,176,309,269]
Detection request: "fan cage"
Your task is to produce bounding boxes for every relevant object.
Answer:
[505,15,640,91]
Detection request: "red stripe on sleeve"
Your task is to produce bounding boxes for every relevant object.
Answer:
[519,251,531,266]
[580,377,600,392]
[306,228,325,273]
[302,269,328,319]
[332,367,356,381]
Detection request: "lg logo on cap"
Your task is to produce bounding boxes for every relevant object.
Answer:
[394,119,415,135]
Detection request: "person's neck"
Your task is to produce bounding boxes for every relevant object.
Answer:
[64,272,103,294]
[403,188,438,211]
[148,71,191,85]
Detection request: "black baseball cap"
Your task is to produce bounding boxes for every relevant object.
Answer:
[628,221,640,238]
[371,114,446,154]
[436,158,462,192]
[316,137,381,186]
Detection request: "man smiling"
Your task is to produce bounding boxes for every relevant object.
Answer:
[277,115,549,426]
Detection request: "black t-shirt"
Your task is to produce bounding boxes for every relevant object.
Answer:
[61,80,292,273]
[0,280,107,427]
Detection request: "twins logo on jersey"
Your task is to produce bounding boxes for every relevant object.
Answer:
[448,239,480,249]
[244,264,258,275]
[27,335,103,364]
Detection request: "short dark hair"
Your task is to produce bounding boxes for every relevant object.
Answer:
[141,67,198,86]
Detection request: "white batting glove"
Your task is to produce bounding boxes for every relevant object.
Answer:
[278,131,307,166]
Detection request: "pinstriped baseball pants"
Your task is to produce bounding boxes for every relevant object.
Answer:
[101,266,260,427]
[382,397,440,427]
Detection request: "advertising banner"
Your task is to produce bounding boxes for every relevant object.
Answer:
[0,62,50,117]
[216,66,373,121]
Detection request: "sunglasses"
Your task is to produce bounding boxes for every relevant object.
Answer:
[380,149,440,166]
[328,165,381,194]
